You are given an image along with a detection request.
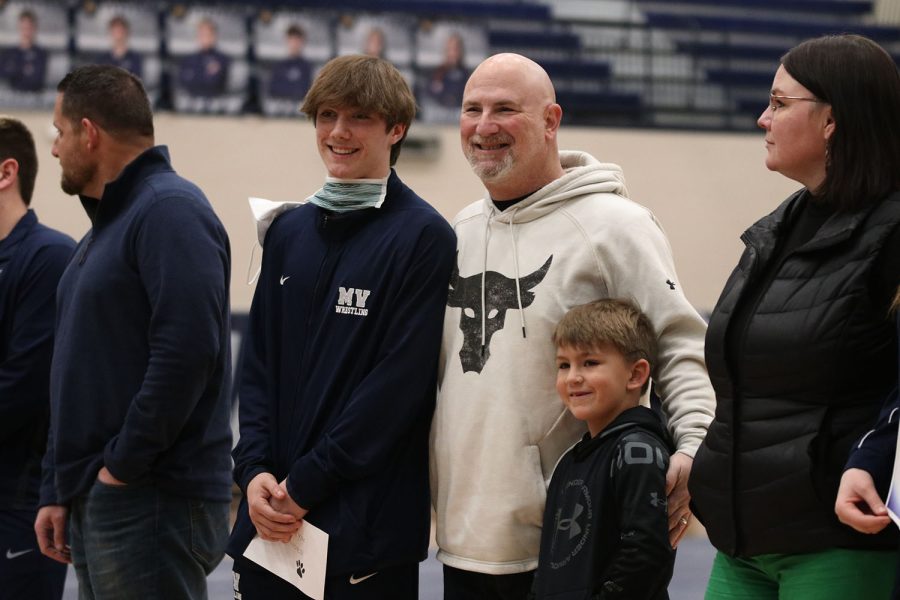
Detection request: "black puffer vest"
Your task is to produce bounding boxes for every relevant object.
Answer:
[690,190,900,557]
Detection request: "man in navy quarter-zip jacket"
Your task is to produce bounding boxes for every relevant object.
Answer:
[228,55,455,600]
[0,117,74,600]
[34,65,232,600]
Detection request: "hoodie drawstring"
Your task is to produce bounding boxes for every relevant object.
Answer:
[480,217,490,357]
[479,207,528,356]
[508,208,527,338]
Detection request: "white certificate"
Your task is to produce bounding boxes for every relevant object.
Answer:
[886,422,900,528]
[243,520,329,600]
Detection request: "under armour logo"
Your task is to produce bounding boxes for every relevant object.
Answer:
[296,560,305,578]
[666,279,676,290]
[558,503,584,539]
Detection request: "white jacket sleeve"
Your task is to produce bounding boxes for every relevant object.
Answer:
[594,204,715,455]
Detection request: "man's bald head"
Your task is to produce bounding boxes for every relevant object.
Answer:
[460,53,565,200]
[466,53,557,105]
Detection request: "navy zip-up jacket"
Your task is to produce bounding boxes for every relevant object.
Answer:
[0,211,74,510]
[40,146,233,507]
[229,171,455,576]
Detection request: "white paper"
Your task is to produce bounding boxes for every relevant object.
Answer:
[887,432,900,527]
[243,521,329,600]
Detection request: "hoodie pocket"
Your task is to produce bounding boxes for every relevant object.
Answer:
[512,445,548,528]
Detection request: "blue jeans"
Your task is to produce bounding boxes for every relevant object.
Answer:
[69,479,229,600]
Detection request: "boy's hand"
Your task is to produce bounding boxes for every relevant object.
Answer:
[272,479,308,522]
[665,452,693,548]
[35,505,71,564]
[247,472,302,542]
[835,468,891,534]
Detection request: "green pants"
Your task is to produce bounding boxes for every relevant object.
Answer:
[705,548,898,600]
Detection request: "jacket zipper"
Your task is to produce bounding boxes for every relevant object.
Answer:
[286,213,331,462]
[728,234,800,555]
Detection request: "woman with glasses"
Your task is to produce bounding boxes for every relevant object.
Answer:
[689,34,900,599]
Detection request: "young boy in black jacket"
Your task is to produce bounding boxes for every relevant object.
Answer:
[532,298,675,599]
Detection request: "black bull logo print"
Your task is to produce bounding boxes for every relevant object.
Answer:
[448,255,553,373]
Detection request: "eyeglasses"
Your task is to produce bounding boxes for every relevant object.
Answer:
[768,93,824,112]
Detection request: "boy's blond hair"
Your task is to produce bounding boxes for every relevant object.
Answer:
[553,298,658,393]
[300,54,416,166]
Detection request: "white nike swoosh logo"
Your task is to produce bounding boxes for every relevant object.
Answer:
[349,572,378,585]
[280,275,290,285]
[6,549,33,559]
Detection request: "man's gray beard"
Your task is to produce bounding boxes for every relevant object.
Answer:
[466,150,514,182]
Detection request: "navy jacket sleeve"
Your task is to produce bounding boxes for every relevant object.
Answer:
[102,197,230,482]
[285,221,455,509]
[0,242,72,439]
[844,312,900,487]
[599,431,675,599]
[232,229,279,492]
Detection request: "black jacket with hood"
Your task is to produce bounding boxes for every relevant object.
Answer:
[533,406,675,600]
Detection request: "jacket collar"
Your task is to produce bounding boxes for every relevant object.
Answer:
[482,151,629,225]
[743,188,891,254]
[78,145,173,226]
[572,405,672,461]
[250,169,401,246]
[0,209,37,259]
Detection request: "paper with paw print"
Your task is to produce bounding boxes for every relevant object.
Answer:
[243,520,328,600]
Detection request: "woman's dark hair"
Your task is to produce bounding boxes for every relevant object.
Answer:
[782,34,900,211]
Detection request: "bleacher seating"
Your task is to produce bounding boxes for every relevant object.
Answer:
[0,0,69,109]
[0,0,896,131]
[643,11,900,42]
[540,0,900,129]
[73,3,163,104]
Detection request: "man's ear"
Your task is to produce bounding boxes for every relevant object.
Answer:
[81,117,101,151]
[545,103,562,138]
[626,358,651,393]
[0,158,19,193]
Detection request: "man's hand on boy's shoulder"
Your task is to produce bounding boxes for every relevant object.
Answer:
[666,452,693,548]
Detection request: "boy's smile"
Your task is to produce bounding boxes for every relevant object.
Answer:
[556,343,648,437]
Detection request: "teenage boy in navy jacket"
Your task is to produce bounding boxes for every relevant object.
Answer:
[0,117,73,600]
[34,65,233,600]
[229,55,456,599]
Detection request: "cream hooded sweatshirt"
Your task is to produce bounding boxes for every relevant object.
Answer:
[430,151,715,574]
